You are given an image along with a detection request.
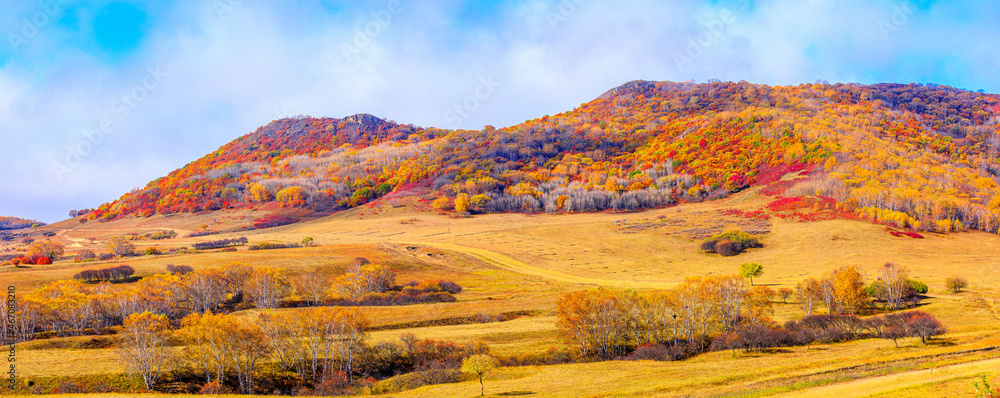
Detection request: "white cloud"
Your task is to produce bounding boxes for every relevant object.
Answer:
[1,0,1000,222]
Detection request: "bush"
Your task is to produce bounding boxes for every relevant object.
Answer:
[247,241,301,251]
[192,237,248,250]
[701,229,761,256]
[253,216,299,229]
[98,253,115,261]
[74,265,136,283]
[34,256,52,265]
[907,279,929,294]
[945,276,968,293]
[144,247,160,255]
[75,249,96,261]
[715,240,740,256]
[624,343,676,361]
[166,264,194,275]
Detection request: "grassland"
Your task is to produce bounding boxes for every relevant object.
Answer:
[4,188,1000,396]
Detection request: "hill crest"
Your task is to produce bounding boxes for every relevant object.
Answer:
[85,80,1000,237]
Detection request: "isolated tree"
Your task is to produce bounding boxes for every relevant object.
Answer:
[120,311,172,390]
[106,236,136,257]
[905,313,945,344]
[29,241,65,260]
[462,354,498,396]
[738,263,764,285]
[945,276,968,293]
[302,237,314,247]
[777,287,793,303]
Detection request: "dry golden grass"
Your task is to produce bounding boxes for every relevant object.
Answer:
[7,189,1000,396]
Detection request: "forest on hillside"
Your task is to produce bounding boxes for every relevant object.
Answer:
[88,81,1000,234]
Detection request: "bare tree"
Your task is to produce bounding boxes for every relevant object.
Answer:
[106,236,136,257]
[119,312,172,389]
[295,270,328,306]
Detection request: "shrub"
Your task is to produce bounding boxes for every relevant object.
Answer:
[715,240,740,256]
[75,249,96,261]
[191,237,248,250]
[253,216,298,229]
[438,281,462,294]
[166,264,194,275]
[74,265,136,283]
[34,256,52,265]
[624,343,676,361]
[198,381,232,394]
[98,253,115,261]
[701,229,761,256]
[945,276,968,293]
[247,241,302,251]
[907,279,928,294]
[144,247,160,255]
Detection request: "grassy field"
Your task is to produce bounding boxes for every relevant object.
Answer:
[5,188,1000,396]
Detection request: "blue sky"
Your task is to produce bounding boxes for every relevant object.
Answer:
[1,0,999,222]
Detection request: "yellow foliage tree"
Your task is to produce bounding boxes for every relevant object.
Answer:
[454,193,471,213]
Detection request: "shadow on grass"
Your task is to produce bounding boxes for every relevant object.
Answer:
[925,337,957,347]
[497,391,535,396]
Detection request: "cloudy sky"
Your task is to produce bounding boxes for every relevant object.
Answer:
[1,0,998,223]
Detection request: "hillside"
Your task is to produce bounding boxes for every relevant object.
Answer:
[7,189,1000,396]
[0,216,44,230]
[86,81,1000,236]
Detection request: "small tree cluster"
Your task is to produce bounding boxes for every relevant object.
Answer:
[701,230,762,256]
[73,265,136,283]
[192,237,248,250]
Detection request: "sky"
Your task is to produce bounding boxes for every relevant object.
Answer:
[1,0,999,223]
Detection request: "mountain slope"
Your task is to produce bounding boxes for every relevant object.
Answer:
[89,80,1000,234]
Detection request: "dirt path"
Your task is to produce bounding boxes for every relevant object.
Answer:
[771,357,1000,397]
[408,241,672,289]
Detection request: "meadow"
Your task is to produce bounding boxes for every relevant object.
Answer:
[3,186,1000,397]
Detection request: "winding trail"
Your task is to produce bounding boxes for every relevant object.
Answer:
[407,241,671,289]
[772,357,1000,397]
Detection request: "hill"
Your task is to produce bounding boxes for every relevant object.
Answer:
[85,80,1000,237]
[7,189,1000,396]
[0,216,44,230]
